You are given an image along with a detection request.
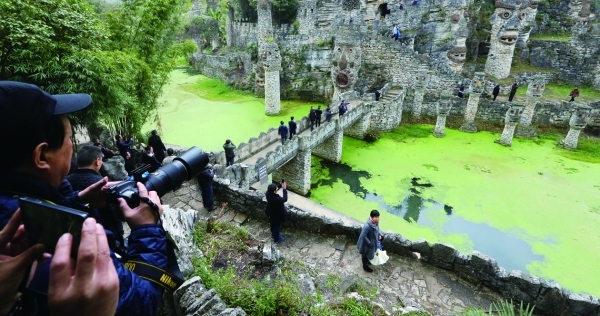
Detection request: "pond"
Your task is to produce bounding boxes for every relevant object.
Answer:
[156,68,600,297]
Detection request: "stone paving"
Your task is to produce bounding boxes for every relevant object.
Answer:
[164,190,503,315]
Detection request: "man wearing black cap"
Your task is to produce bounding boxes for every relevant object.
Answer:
[265,180,287,243]
[0,81,168,315]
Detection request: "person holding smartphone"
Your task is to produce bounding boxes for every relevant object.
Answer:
[0,81,167,316]
[265,179,288,243]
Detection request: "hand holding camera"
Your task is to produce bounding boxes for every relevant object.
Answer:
[117,182,163,227]
[281,178,286,190]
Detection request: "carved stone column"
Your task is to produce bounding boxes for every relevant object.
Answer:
[433,94,453,138]
[261,42,281,115]
[460,72,486,132]
[495,104,524,147]
[559,105,591,150]
[313,119,343,162]
[411,69,431,118]
[516,74,546,138]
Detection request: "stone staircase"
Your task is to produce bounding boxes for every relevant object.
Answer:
[381,89,403,102]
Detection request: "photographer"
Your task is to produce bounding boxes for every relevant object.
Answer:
[0,81,168,315]
[265,180,287,243]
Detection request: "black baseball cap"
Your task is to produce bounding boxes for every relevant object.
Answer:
[0,81,92,126]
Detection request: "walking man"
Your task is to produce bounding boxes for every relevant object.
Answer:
[223,139,236,166]
[357,210,383,273]
[197,164,215,211]
[325,106,333,122]
[315,105,323,128]
[288,116,297,140]
[265,180,287,243]
[278,121,288,145]
[309,106,316,131]
[569,86,579,102]
[375,90,381,101]
[492,84,500,101]
[508,82,519,102]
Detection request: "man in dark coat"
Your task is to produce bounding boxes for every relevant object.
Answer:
[115,134,133,158]
[375,90,381,101]
[569,86,579,102]
[508,82,519,102]
[223,139,236,166]
[0,81,167,315]
[66,146,104,191]
[142,146,162,172]
[492,84,500,101]
[339,100,349,116]
[315,105,323,128]
[458,84,465,98]
[325,106,333,122]
[309,106,316,131]
[265,181,287,243]
[124,151,135,175]
[148,130,167,163]
[288,116,297,140]
[197,164,215,211]
[357,210,383,272]
[278,121,288,145]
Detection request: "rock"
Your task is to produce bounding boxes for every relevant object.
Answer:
[535,279,567,316]
[297,274,317,297]
[102,156,128,180]
[471,251,498,277]
[262,242,280,265]
[381,232,413,257]
[218,307,246,316]
[508,270,542,300]
[411,239,432,259]
[338,275,360,295]
[566,293,600,316]
[430,243,457,270]
[161,206,202,277]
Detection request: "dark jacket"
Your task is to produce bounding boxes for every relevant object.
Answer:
[223,143,236,156]
[315,108,323,118]
[100,146,115,161]
[0,171,167,316]
[143,153,162,172]
[117,139,133,158]
[265,189,287,223]
[493,85,500,96]
[278,125,289,136]
[289,120,297,134]
[375,91,381,101]
[309,109,316,121]
[509,84,518,96]
[357,217,381,260]
[65,168,104,191]
[148,135,167,163]
[339,103,348,116]
[325,107,333,120]
[197,169,214,188]
[124,157,135,175]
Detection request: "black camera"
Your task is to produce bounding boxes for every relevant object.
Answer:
[106,146,209,217]
[277,178,285,189]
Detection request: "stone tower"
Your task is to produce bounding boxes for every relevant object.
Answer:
[460,72,486,132]
[517,2,539,48]
[516,74,546,138]
[484,0,531,79]
[297,0,317,35]
[257,0,281,115]
[559,105,591,150]
[261,42,282,115]
[433,94,453,138]
[412,69,431,118]
[495,104,524,147]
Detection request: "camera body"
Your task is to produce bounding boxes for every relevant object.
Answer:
[106,146,209,219]
[276,178,285,189]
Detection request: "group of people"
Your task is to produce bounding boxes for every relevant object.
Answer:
[0,81,168,316]
[276,101,350,145]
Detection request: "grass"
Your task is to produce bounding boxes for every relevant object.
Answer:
[183,76,255,102]
[529,31,572,42]
[458,300,535,316]
[510,56,557,74]
[508,82,600,104]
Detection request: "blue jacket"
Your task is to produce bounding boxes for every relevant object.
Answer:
[288,120,297,134]
[0,172,167,316]
[278,125,288,136]
[117,139,133,157]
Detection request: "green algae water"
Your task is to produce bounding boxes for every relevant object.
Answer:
[310,125,600,297]
[147,68,323,151]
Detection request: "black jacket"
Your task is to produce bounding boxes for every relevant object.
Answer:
[315,108,323,118]
[142,153,162,172]
[289,120,297,134]
[265,189,287,223]
[65,168,104,191]
[309,109,316,121]
[116,139,133,158]
[148,135,167,162]
[124,158,135,175]
[197,169,214,188]
[493,85,500,95]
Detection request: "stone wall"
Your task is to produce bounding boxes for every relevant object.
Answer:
[198,179,600,316]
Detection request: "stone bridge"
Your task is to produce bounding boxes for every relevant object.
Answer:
[211,85,405,194]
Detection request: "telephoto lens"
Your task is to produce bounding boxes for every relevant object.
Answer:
[145,146,209,197]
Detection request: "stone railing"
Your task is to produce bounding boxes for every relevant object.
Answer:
[211,179,600,316]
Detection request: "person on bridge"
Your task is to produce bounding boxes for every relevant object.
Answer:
[339,100,349,116]
[325,106,333,122]
[309,106,316,131]
[223,139,236,166]
[278,121,288,145]
[357,210,383,273]
[315,105,323,128]
[289,117,297,140]
[265,180,288,243]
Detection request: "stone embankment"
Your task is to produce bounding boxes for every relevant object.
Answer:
[161,179,600,316]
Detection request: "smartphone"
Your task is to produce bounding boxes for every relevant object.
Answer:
[19,197,88,257]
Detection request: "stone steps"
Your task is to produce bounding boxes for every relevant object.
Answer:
[174,276,247,316]
[381,89,402,102]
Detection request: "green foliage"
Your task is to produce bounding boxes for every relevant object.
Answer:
[271,0,298,24]
[529,31,571,42]
[187,15,220,45]
[388,124,433,141]
[266,36,275,43]
[290,19,300,35]
[558,136,600,164]
[458,300,535,316]
[247,42,259,61]
[183,76,254,101]
[0,0,196,138]
[309,297,381,315]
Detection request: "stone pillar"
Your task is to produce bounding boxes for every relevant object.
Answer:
[559,105,591,150]
[226,6,234,47]
[495,104,523,147]
[261,42,281,115]
[344,104,372,139]
[257,0,273,43]
[516,74,546,138]
[313,119,343,162]
[460,72,486,132]
[484,0,528,79]
[272,136,311,195]
[433,94,453,138]
[298,0,317,35]
[411,69,431,118]
[240,164,250,189]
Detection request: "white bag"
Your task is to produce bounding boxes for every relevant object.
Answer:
[369,249,389,265]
